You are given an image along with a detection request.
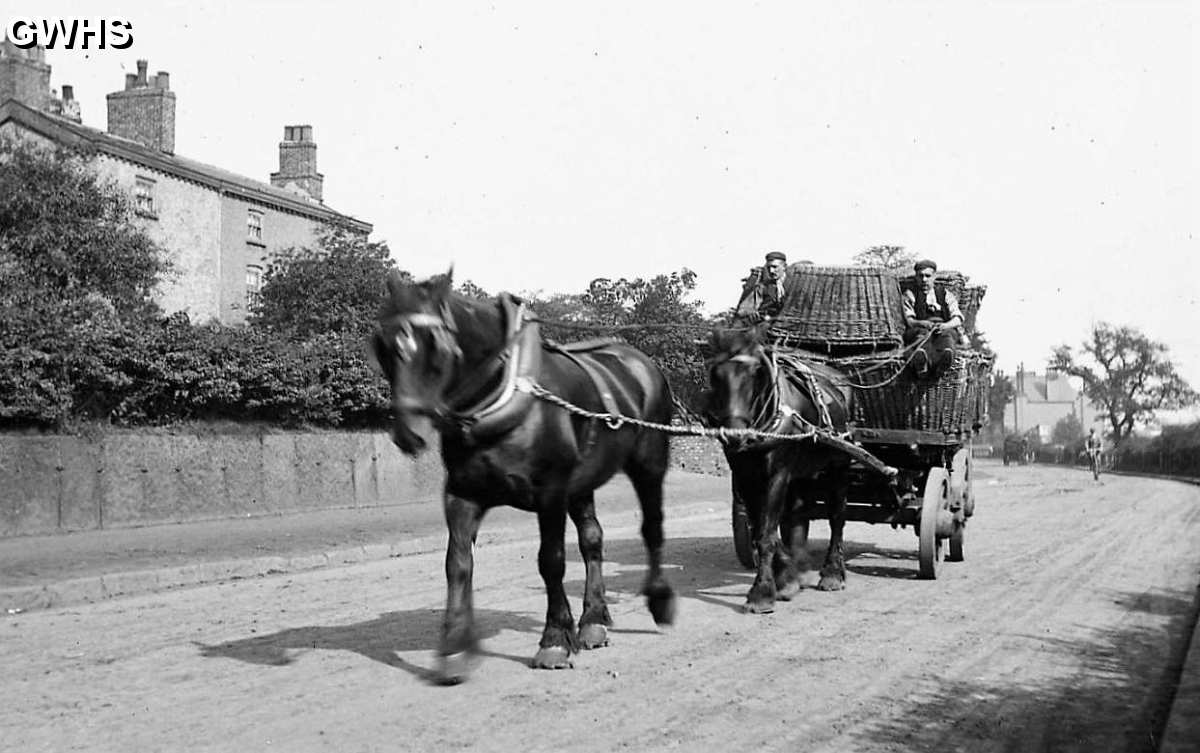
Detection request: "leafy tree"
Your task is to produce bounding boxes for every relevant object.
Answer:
[851,244,915,271]
[1051,412,1083,444]
[581,270,712,409]
[0,138,169,317]
[1050,323,1198,447]
[988,370,1015,434]
[251,227,401,336]
[455,279,491,301]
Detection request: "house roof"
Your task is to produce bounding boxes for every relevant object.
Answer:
[0,98,372,233]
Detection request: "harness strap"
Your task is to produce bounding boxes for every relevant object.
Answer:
[543,343,624,419]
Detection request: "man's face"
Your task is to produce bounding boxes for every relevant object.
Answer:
[765,259,786,281]
[916,267,936,291]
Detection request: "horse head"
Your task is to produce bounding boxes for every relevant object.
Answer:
[706,324,775,448]
[371,268,464,455]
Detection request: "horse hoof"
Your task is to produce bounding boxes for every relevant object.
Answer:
[436,652,476,685]
[742,600,775,615]
[532,646,574,670]
[578,623,610,649]
[647,591,677,626]
[817,576,845,592]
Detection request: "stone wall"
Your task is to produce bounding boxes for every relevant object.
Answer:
[0,432,729,537]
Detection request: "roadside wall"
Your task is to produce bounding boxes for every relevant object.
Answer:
[0,432,728,537]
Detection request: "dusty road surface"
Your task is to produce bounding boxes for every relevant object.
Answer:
[4,461,1199,752]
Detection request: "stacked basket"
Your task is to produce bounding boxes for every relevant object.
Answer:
[834,349,994,433]
[734,263,993,434]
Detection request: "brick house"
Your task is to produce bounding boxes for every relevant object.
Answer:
[0,43,372,324]
[1003,367,1101,442]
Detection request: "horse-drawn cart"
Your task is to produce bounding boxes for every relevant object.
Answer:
[721,264,992,581]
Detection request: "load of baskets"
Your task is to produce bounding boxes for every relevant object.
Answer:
[739,263,993,435]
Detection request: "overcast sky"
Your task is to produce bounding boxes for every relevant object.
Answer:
[23,1,1200,387]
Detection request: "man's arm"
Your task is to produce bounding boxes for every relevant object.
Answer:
[902,288,929,330]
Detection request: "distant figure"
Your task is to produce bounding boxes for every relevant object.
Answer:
[902,258,963,377]
[735,251,789,324]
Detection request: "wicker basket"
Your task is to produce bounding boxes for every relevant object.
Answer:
[741,265,906,353]
[836,348,994,433]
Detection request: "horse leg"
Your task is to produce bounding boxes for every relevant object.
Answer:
[775,484,811,600]
[626,441,677,626]
[532,498,578,669]
[745,462,788,613]
[818,476,849,591]
[569,491,612,649]
[436,492,485,685]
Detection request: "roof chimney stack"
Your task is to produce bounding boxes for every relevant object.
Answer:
[270,125,324,203]
[106,60,176,153]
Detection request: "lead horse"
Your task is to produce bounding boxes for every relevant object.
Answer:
[706,324,856,613]
[371,270,677,683]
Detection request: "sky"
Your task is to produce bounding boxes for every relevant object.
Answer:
[13,1,1200,388]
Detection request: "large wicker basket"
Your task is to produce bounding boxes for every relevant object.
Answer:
[835,348,994,433]
[742,265,906,354]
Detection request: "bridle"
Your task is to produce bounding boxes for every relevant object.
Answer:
[382,296,532,432]
[709,346,781,432]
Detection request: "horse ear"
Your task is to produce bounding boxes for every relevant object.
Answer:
[445,264,455,284]
[385,269,407,298]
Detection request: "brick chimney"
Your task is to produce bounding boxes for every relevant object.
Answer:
[0,41,52,110]
[106,60,176,154]
[270,125,324,202]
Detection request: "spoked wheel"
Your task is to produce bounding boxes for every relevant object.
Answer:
[946,448,973,562]
[732,491,755,570]
[919,467,951,579]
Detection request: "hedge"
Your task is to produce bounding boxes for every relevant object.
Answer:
[0,306,390,429]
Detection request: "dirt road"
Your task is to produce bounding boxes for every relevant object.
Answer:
[4,461,1199,752]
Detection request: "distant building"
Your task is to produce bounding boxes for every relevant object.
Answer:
[0,42,372,324]
[1004,367,1101,441]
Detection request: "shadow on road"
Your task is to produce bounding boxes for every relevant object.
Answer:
[848,586,1200,753]
[576,533,920,615]
[196,608,544,682]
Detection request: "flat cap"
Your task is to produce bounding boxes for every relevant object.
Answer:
[913,259,938,272]
[764,251,788,263]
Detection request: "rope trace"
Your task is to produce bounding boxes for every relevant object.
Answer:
[516,378,825,444]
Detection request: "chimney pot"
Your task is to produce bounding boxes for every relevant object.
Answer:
[155,71,170,89]
[136,60,148,85]
[124,73,137,90]
[61,84,73,101]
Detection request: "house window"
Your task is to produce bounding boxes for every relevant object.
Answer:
[246,265,263,310]
[247,210,264,243]
[134,176,156,217]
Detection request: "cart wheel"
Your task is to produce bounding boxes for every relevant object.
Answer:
[732,493,755,570]
[950,447,975,520]
[919,467,950,579]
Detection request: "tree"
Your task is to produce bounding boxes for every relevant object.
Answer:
[988,370,1015,434]
[251,227,401,336]
[0,138,169,318]
[1049,323,1198,447]
[1051,412,1083,444]
[851,245,916,271]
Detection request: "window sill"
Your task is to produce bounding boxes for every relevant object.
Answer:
[246,239,267,248]
[135,209,159,221]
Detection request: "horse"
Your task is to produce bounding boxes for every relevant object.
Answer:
[706,324,856,614]
[370,270,677,683]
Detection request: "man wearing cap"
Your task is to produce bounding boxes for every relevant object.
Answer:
[735,251,789,324]
[902,258,963,377]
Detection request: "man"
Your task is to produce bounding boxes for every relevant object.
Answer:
[902,258,963,377]
[735,251,789,324]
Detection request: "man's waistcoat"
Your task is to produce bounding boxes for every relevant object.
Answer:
[913,285,950,322]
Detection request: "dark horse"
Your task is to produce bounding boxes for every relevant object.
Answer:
[371,270,677,683]
[706,325,859,613]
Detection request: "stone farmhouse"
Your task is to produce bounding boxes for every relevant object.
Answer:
[0,42,372,324]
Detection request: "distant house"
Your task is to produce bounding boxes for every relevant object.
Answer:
[0,43,372,324]
[1004,367,1101,442]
